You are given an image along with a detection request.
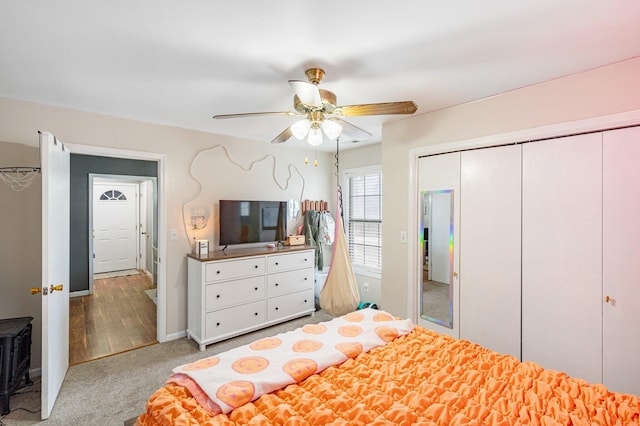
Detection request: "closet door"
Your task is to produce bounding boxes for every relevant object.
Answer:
[602,126,640,395]
[522,133,602,384]
[460,145,521,359]
[418,152,460,338]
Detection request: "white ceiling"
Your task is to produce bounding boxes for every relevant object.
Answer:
[1,1,639,151]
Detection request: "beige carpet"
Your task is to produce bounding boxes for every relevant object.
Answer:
[0,310,332,426]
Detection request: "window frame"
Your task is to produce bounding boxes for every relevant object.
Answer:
[342,165,382,277]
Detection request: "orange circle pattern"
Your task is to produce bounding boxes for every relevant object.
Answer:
[216,381,255,408]
[302,324,327,335]
[232,356,269,374]
[342,312,364,322]
[373,312,394,322]
[282,358,318,382]
[375,326,399,342]
[182,356,220,371]
[292,339,323,353]
[338,325,363,338]
[249,338,282,351]
[335,342,363,358]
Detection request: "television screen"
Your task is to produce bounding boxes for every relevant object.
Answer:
[219,200,287,246]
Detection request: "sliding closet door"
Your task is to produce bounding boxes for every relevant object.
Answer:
[460,145,521,359]
[522,133,602,384]
[602,126,640,396]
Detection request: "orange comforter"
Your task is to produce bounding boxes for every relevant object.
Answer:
[137,326,639,425]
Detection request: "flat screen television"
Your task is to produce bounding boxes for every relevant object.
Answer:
[219,200,287,246]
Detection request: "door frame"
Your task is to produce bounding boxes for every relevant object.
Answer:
[67,143,168,343]
[88,174,156,293]
[406,109,640,323]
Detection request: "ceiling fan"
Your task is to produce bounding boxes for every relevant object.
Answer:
[213,68,418,146]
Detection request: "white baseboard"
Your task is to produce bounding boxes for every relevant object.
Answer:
[29,367,42,378]
[165,330,187,341]
[70,290,89,298]
[144,270,152,278]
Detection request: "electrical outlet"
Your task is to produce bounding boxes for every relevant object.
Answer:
[363,282,370,292]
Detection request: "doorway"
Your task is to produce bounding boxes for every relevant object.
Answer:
[69,174,159,365]
[65,144,166,367]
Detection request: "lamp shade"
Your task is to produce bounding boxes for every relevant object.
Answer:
[321,119,342,140]
[308,127,323,146]
[291,119,311,139]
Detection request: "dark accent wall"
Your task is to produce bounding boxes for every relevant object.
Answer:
[70,154,158,292]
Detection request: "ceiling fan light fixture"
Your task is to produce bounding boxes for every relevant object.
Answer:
[308,127,323,146]
[291,119,311,139]
[321,119,342,140]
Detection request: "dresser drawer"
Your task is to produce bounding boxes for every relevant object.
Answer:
[267,268,314,298]
[205,276,265,311]
[267,251,313,274]
[205,301,266,340]
[204,257,265,282]
[267,290,314,322]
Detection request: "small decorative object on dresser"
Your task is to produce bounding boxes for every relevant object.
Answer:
[0,316,34,415]
[186,246,315,351]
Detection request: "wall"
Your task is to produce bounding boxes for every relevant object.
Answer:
[70,154,158,292]
[382,56,640,318]
[337,143,383,305]
[0,99,334,368]
[0,140,43,370]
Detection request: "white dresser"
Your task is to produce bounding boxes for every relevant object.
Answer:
[187,246,315,351]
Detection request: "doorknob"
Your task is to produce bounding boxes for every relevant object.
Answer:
[31,287,48,295]
[50,284,63,292]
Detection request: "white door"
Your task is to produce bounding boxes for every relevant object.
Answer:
[460,145,522,359]
[93,182,138,273]
[40,132,70,419]
[522,133,602,384]
[602,126,640,395]
[418,152,460,338]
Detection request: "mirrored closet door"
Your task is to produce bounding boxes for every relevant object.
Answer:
[417,153,460,338]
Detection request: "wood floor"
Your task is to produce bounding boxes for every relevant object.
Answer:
[69,271,157,365]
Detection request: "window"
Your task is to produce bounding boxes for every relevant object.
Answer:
[99,190,127,201]
[344,167,382,273]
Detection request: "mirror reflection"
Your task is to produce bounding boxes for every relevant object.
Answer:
[420,190,453,328]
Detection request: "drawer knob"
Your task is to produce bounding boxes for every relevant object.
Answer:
[275,262,279,266]
[216,270,221,274]
[254,312,258,316]
[216,294,220,298]
[304,277,307,281]
[304,258,308,262]
[304,299,308,303]
[254,287,258,291]
[216,322,220,326]
[275,307,279,311]
[254,265,258,269]
[275,283,279,287]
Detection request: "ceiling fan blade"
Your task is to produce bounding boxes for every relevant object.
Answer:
[334,101,418,117]
[288,80,322,107]
[330,118,372,142]
[271,126,294,144]
[213,111,298,119]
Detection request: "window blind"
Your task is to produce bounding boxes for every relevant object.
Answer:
[347,171,382,271]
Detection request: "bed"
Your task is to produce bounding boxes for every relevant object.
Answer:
[137,309,639,425]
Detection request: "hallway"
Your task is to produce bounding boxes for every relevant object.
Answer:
[69,271,157,365]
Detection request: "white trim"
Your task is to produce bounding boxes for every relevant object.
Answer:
[166,330,188,341]
[70,290,89,298]
[407,109,640,323]
[66,143,168,343]
[29,367,42,378]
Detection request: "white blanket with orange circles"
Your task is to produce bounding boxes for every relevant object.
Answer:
[167,309,414,415]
